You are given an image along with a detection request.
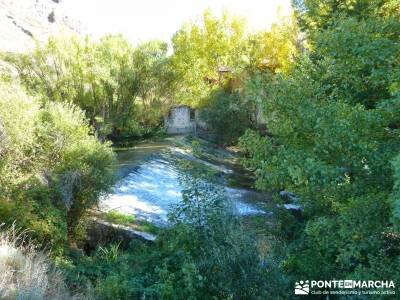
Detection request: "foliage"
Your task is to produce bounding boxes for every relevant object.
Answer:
[171,10,299,107]
[313,17,400,109]
[171,10,248,107]
[391,153,400,230]
[200,89,256,145]
[293,0,400,32]
[0,81,115,247]
[131,40,176,129]
[2,35,174,141]
[247,16,300,74]
[240,0,400,293]
[62,165,267,299]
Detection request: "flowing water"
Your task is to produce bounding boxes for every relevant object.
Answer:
[101,137,270,226]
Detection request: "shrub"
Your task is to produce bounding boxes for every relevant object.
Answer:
[239,1,400,294]
[159,175,267,299]
[0,81,115,246]
[200,89,255,145]
[63,167,268,299]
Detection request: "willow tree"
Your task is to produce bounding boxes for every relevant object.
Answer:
[131,40,176,128]
[2,35,136,137]
[2,34,175,140]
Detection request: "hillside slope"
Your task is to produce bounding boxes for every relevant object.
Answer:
[0,0,80,52]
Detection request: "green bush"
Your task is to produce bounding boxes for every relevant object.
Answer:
[0,81,115,249]
[200,89,255,145]
[239,0,400,295]
[63,169,267,299]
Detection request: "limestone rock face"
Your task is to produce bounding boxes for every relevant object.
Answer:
[0,0,81,52]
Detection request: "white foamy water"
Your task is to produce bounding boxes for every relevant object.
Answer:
[101,151,266,226]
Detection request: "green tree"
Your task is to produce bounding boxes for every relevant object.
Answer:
[247,16,300,74]
[130,40,176,130]
[293,0,400,32]
[2,34,174,141]
[200,89,255,145]
[240,0,400,288]
[171,10,249,107]
[171,10,299,107]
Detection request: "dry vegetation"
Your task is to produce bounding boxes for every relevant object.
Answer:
[0,225,81,300]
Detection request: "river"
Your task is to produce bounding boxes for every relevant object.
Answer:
[100,137,270,226]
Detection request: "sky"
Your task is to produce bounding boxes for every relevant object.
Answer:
[62,0,292,45]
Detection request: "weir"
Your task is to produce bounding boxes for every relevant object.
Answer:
[101,138,268,226]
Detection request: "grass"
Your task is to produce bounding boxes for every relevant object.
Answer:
[102,211,159,235]
[138,222,159,235]
[103,210,136,225]
[0,225,81,299]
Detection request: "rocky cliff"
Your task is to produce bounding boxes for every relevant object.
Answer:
[0,0,81,52]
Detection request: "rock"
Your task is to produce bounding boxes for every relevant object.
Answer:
[84,217,156,253]
[0,0,81,52]
[279,190,299,202]
[283,203,302,210]
[48,11,55,23]
[279,190,303,219]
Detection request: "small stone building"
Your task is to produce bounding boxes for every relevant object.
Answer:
[164,105,196,134]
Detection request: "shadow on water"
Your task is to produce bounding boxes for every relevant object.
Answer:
[101,136,272,226]
[114,137,182,179]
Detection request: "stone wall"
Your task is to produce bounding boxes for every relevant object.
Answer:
[164,106,195,134]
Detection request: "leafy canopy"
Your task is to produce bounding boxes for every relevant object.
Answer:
[240,0,400,284]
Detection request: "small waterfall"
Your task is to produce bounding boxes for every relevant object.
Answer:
[101,143,267,226]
